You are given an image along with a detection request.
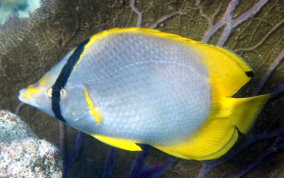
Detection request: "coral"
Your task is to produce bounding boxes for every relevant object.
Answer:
[253,49,284,95]
[0,110,62,177]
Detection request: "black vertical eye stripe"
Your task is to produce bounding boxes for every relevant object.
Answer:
[51,39,90,122]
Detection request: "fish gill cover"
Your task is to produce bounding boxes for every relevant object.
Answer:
[0,0,283,177]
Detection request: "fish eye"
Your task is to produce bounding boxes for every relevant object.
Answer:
[47,88,53,98]
[47,88,66,99]
[60,89,67,99]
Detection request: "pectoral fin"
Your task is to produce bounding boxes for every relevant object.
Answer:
[83,86,103,124]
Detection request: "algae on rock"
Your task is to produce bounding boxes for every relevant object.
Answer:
[0,111,62,177]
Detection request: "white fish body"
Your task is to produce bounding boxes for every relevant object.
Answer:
[18,28,270,160]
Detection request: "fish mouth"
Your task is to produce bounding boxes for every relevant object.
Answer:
[18,88,27,102]
[18,88,39,108]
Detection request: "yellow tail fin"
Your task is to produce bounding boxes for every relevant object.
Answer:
[152,94,270,160]
[223,94,270,134]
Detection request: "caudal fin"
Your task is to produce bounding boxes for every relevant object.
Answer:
[228,94,270,133]
[153,94,270,160]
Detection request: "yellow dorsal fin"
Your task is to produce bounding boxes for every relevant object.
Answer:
[96,28,253,96]
[194,44,254,96]
[153,118,238,160]
[92,134,142,151]
[79,27,252,96]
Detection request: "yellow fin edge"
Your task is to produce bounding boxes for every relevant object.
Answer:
[92,134,142,151]
[224,94,271,133]
[77,27,254,97]
[194,44,253,96]
[75,27,200,67]
[154,118,238,160]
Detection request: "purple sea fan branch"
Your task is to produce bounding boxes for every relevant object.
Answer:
[216,0,240,46]
[130,0,143,27]
[232,131,284,178]
[195,0,223,36]
[197,127,284,178]
[59,122,65,159]
[63,131,84,178]
[217,0,269,46]
[15,102,24,115]
[253,49,284,95]
[127,145,150,178]
[195,0,214,26]
[149,11,186,29]
[202,0,239,43]
[202,0,269,45]
[102,147,117,178]
[232,0,269,27]
[140,156,178,177]
[235,19,284,52]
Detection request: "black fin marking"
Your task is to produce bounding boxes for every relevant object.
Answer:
[51,39,90,122]
[245,71,254,77]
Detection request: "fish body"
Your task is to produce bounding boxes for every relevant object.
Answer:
[18,28,270,160]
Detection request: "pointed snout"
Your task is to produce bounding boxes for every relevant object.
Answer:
[18,85,40,106]
[18,88,28,103]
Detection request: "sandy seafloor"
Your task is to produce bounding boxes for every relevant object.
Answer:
[0,0,283,177]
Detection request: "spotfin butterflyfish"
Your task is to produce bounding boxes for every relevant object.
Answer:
[18,28,270,160]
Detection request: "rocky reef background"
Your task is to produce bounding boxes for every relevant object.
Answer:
[0,0,283,177]
[0,111,62,177]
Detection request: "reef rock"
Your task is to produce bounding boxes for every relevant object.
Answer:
[0,110,62,177]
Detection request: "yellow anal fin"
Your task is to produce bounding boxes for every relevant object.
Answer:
[153,119,238,160]
[194,44,253,96]
[92,134,142,151]
[222,94,270,134]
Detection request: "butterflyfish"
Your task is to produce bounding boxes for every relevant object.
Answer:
[18,28,270,160]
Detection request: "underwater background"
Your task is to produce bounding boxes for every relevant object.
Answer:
[0,0,283,177]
